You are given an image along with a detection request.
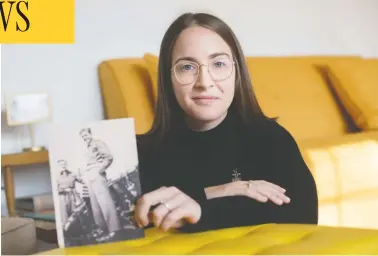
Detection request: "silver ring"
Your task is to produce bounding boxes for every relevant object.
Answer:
[161,201,171,211]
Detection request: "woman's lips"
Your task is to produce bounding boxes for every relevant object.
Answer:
[192,96,218,105]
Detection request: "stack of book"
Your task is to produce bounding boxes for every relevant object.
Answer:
[16,193,55,222]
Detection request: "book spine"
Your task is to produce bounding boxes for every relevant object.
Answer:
[33,195,55,212]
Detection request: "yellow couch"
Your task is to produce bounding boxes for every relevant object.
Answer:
[98,54,378,230]
[41,55,378,255]
[41,224,378,255]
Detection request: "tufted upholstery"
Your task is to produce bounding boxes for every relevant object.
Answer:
[40,224,378,255]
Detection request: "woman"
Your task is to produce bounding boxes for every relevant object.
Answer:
[134,12,318,233]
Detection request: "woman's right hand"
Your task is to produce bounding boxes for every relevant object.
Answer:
[134,186,202,231]
[205,180,291,205]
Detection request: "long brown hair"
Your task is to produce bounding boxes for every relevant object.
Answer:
[146,12,270,144]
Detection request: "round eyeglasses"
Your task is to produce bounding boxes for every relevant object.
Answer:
[172,57,235,85]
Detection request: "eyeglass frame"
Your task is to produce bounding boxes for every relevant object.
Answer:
[171,58,236,85]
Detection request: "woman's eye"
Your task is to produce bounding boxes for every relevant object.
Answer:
[183,64,193,70]
[213,61,225,68]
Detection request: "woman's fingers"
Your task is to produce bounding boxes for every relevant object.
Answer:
[135,186,198,229]
[150,192,187,227]
[160,202,200,231]
[244,180,290,205]
[159,205,187,231]
[134,186,202,232]
[149,203,169,228]
[172,219,185,229]
[135,186,175,227]
[257,186,289,205]
[260,180,286,193]
[246,189,268,202]
[274,189,290,203]
[255,181,290,205]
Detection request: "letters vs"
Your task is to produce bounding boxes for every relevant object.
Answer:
[0,1,29,32]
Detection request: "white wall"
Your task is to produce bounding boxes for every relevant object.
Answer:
[1,0,378,215]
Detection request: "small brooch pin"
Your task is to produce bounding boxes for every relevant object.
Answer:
[232,168,241,182]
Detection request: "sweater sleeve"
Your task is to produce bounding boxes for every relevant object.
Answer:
[136,135,161,194]
[179,121,318,232]
[263,121,318,224]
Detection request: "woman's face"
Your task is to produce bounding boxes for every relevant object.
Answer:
[171,26,236,129]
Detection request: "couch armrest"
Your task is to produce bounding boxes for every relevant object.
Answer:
[300,131,378,202]
[299,131,378,228]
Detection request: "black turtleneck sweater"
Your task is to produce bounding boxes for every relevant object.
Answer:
[137,113,318,232]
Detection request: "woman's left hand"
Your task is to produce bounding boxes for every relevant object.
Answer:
[205,180,290,205]
[134,186,202,231]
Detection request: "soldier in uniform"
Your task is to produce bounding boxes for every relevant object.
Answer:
[57,159,81,225]
[79,128,121,241]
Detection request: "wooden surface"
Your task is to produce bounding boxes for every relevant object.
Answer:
[1,150,50,216]
[1,150,49,167]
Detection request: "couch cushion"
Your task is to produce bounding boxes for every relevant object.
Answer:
[39,224,378,255]
[325,58,378,131]
[1,217,37,255]
[246,57,349,141]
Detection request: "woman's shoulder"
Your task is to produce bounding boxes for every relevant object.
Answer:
[247,117,300,150]
[136,132,173,160]
[136,133,155,159]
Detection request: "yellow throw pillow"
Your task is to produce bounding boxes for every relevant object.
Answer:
[326,59,378,130]
[143,53,159,103]
[246,57,349,142]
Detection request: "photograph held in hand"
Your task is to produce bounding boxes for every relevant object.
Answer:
[48,118,144,248]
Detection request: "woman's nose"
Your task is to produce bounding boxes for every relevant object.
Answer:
[195,65,214,88]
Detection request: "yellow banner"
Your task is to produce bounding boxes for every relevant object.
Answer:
[0,0,74,43]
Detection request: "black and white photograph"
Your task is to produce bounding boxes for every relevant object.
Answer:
[47,118,144,248]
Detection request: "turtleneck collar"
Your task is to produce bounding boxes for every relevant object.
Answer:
[179,111,241,142]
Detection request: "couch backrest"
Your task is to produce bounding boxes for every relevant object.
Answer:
[245,56,359,141]
[98,58,155,134]
[324,58,378,131]
[98,55,361,141]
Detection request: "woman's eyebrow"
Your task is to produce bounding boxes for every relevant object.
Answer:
[173,52,230,65]
[208,52,230,59]
[173,56,197,65]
